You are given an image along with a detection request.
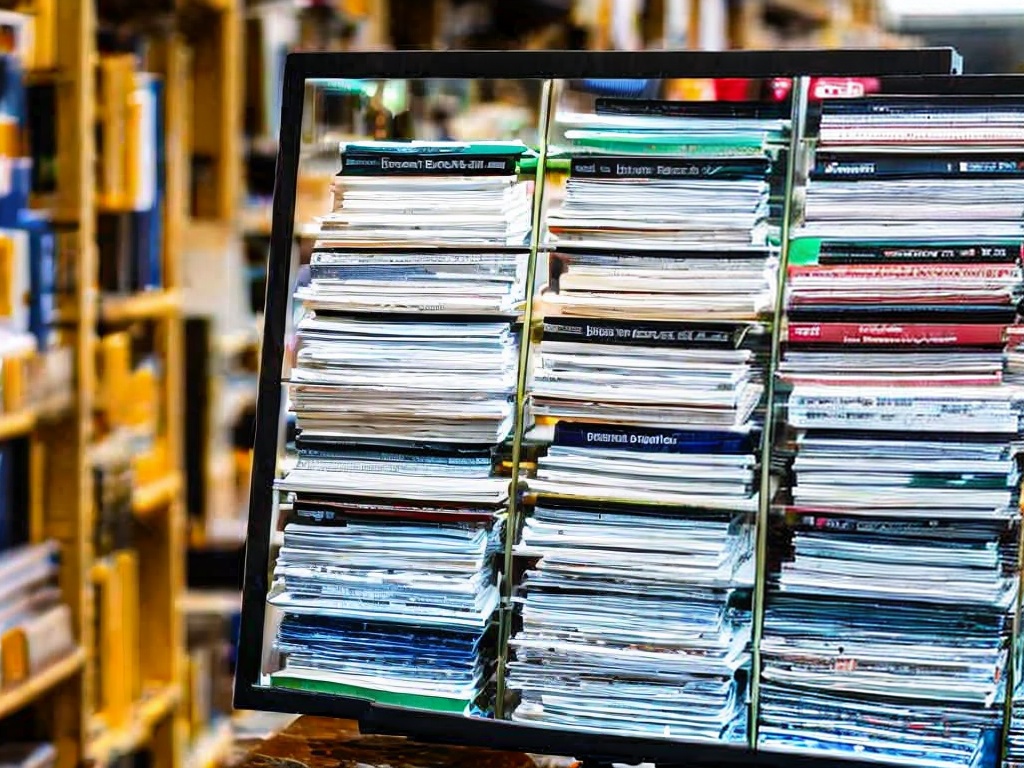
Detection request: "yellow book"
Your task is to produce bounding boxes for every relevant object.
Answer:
[115,551,141,702]
[0,233,13,319]
[29,0,55,70]
[96,54,134,211]
[97,332,130,429]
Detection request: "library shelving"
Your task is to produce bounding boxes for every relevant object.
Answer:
[0,2,243,768]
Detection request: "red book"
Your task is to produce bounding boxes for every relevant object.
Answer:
[786,322,1008,346]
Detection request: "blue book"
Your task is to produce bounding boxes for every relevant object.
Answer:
[553,421,756,455]
[149,75,165,289]
[129,74,163,291]
[20,213,55,349]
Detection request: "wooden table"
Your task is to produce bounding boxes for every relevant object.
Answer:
[226,716,577,768]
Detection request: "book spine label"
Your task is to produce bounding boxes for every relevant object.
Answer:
[569,156,768,180]
[340,153,518,176]
[813,154,1024,179]
[818,242,1022,265]
[788,264,1018,280]
[312,252,518,266]
[297,448,491,467]
[292,504,493,525]
[542,318,743,348]
[552,422,753,454]
[786,322,1008,346]
[799,515,956,534]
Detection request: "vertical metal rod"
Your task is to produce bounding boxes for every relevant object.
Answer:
[496,77,557,718]
[748,73,809,745]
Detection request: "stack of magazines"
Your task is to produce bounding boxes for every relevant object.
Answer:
[761,95,1024,768]
[508,97,789,742]
[546,100,786,250]
[319,140,533,246]
[267,140,531,715]
[802,96,1024,240]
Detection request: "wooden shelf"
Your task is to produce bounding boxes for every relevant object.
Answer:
[217,329,260,358]
[0,390,75,441]
[100,290,180,325]
[133,472,183,517]
[88,683,182,766]
[0,408,36,441]
[0,647,86,720]
[179,589,242,616]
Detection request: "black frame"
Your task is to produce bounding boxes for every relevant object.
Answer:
[236,49,966,767]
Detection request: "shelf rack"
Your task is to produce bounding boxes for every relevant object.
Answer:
[236,48,965,768]
[0,2,242,768]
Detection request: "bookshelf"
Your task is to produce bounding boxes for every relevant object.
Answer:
[237,48,1001,768]
[0,3,241,768]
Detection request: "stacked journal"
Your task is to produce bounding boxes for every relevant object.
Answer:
[761,95,1024,768]
[508,98,789,741]
[268,140,531,715]
[318,140,532,246]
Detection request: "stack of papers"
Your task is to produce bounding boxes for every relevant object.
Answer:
[762,94,1024,767]
[509,500,752,741]
[317,141,533,246]
[287,316,519,445]
[780,239,1022,386]
[508,98,788,742]
[296,250,529,316]
[541,99,782,320]
[818,96,1024,150]
[509,425,757,740]
[787,430,1020,514]
[541,249,776,321]
[269,139,531,715]
[527,420,761,512]
[760,593,1008,768]
[531,317,766,434]
[269,507,503,714]
[801,96,1024,240]
[547,100,787,250]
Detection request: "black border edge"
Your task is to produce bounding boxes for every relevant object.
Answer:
[289,48,961,80]
[234,47,976,766]
[233,52,304,707]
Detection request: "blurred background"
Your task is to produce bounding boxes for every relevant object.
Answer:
[0,2,1019,768]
